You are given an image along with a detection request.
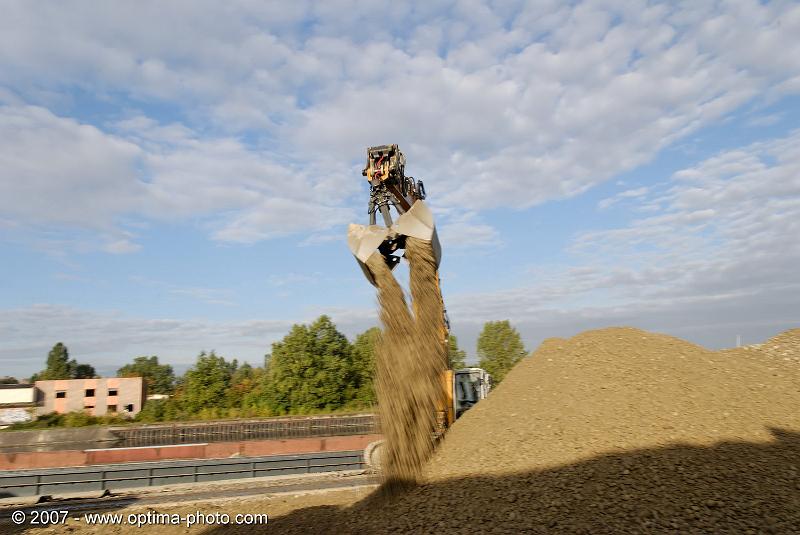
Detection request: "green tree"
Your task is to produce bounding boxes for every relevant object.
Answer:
[73,363,96,379]
[238,366,270,412]
[265,315,354,414]
[135,396,188,423]
[37,343,72,380]
[31,343,96,381]
[476,320,527,384]
[448,334,468,370]
[0,376,19,384]
[226,363,257,408]
[118,356,175,394]
[350,327,381,406]
[135,398,167,423]
[177,351,237,414]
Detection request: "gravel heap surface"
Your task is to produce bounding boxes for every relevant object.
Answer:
[269,327,800,534]
[425,327,799,482]
[724,328,800,365]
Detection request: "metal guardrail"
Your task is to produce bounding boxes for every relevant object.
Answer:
[112,414,378,448]
[0,450,364,498]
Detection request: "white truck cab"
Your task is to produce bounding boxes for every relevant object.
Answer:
[454,367,492,418]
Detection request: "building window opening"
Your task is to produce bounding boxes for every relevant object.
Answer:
[55,391,66,399]
[108,389,118,396]
[107,405,117,413]
[85,389,95,397]
[125,404,134,412]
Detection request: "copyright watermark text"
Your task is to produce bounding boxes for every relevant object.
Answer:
[9,509,269,528]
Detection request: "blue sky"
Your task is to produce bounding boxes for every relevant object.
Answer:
[1,1,799,378]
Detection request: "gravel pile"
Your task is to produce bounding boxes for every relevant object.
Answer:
[269,326,800,533]
[425,327,799,482]
[726,329,800,365]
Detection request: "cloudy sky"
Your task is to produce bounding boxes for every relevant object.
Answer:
[2,0,799,378]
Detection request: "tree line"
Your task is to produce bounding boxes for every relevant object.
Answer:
[19,316,527,425]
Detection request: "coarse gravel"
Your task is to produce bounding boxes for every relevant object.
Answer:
[270,327,800,534]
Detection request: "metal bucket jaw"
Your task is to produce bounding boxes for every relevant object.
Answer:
[347,224,390,287]
[395,200,441,267]
[347,200,441,286]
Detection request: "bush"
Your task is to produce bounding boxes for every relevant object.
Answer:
[2,411,130,431]
[62,411,99,427]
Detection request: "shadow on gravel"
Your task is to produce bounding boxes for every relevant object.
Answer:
[207,428,800,534]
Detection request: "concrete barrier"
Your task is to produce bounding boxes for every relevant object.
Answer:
[0,450,87,470]
[0,427,116,452]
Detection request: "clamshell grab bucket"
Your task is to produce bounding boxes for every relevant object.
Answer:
[347,200,441,286]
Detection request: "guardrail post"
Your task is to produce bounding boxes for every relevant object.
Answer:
[148,467,153,487]
[250,461,256,479]
[35,473,41,496]
[100,470,106,491]
[193,464,198,483]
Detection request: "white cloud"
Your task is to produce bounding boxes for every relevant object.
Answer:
[437,212,501,248]
[1,1,799,254]
[598,186,649,209]
[0,105,145,228]
[289,1,800,214]
[211,197,355,243]
[103,238,142,254]
[0,304,291,377]
[0,106,359,251]
[747,113,782,128]
[445,130,800,353]
[298,232,346,247]
[129,276,235,306]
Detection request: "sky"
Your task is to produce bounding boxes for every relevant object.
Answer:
[1,0,799,378]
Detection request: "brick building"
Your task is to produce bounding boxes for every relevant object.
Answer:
[34,377,145,417]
